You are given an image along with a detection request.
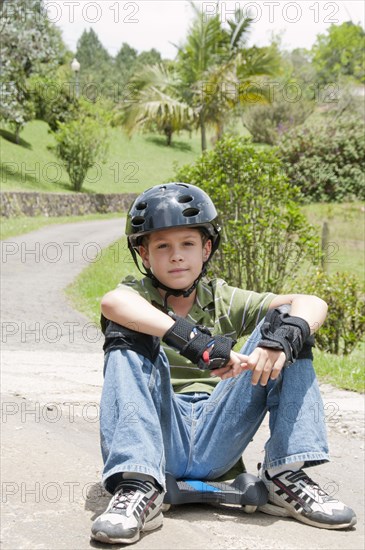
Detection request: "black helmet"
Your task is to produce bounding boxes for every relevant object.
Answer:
[125,183,221,303]
[126,182,221,255]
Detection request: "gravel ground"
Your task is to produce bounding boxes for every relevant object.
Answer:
[1,220,364,550]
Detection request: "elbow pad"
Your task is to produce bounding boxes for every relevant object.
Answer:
[101,314,160,363]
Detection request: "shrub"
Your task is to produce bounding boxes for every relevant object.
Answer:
[278,115,365,202]
[28,74,79,131]
[175,135,319,293]
[53,116,108,192]
[292,270,365,355]
[243,93,314,145]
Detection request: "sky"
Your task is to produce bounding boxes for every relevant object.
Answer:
[43,0,365,58]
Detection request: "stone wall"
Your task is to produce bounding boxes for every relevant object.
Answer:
[0,192,138,218]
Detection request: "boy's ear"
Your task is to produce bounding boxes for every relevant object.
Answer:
[138,245,150,269]
[203,238,212,262]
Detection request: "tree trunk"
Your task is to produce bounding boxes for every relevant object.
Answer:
[15,123,21,145]
[200,116,207,152]
[198,107,207,151]
[164,125,173,146]
[216,120,224,141]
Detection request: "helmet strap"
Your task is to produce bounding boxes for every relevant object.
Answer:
[128,242,150,277]
[128,241,209,309]
[153,265,208,310]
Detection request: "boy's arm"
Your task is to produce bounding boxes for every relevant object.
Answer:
[101,289,174,336]
[212,293,328,385]
[268,293,328,333]
[102,288,238,370]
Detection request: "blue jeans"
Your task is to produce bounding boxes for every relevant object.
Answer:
[100,324,329,492]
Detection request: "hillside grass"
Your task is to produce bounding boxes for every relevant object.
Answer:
[302,202,365,281]
[0,120,205,194]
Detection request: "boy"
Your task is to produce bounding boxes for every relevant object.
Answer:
[91,183,356,545]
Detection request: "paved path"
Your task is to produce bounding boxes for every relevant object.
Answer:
[1,220,364,549]
[1,219,124,352]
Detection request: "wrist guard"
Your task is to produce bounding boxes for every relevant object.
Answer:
[258,308,312,365]
[162,315,235,370]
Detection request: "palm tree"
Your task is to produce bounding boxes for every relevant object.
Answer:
[176,4,279,150]
[175,2,229,150]
[123,63,194,146]
[121,2,280,150]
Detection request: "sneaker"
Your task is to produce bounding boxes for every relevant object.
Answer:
[259,469,357,530]
[91,479,164,545]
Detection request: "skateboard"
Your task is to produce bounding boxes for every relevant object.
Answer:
[163,472,268,513]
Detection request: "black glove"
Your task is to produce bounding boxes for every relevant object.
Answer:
[257,308,313,365]
[162,314,235,370]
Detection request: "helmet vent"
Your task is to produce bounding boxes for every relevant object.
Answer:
[178,195,193,204]
[183,208,200,217]
[135,202,147,210]
[132,216,145,226]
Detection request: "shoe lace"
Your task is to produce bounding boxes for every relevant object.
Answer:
[296,471,334,501]
[111,484,140,512]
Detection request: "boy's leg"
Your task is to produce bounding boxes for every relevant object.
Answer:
[241,327,355,529]
[187,324,329,475]
[188,324,355,529]
[100,348,194,491]
[92,348,191,545]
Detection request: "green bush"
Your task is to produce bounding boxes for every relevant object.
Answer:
[278,115,365,202]
[28,74,79,131]
[292,270,365,355]
[53,116,108,192]
[175,135,319,293]
[243,93,314,145]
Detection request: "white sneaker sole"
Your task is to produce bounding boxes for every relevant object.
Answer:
[259,498,357,530]
[91,512,163,545]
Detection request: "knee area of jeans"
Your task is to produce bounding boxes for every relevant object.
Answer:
[283,360,317,386]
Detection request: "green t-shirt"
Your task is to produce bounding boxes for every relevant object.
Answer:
[119,276,276,394]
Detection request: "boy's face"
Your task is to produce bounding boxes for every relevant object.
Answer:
[139,227,212,292]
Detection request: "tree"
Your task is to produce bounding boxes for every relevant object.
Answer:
[176,3,233,150]
[28,73,79,131]
[76,28,111,69]
[311,22,365,84]
[0,0,67,141]
[53,104,109,192]
[176,4,278,150]
[119,4,278,150]
[114,45,162,98]
[115,43,138,69]
[115,42,138,87]
[123,63,194,145]
[175,135,319,292]
[135,49,162,68]
[74,28,115,100]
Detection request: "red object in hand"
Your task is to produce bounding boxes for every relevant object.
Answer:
[202,350,210,364]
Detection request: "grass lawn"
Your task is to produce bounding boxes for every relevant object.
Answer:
[1,120,205,194]
[302,202,365,281]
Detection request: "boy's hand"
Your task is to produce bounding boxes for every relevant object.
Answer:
[210,347,285,385]
[209,350,250,379]
[246,347,286,386]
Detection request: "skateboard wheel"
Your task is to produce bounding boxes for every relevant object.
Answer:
[242,505,257,514]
